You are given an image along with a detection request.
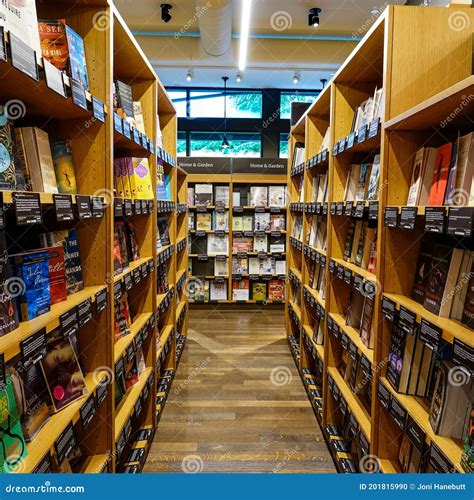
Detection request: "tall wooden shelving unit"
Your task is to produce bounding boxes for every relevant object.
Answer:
[286,5,474,474]
[187,173,287,304]
[0,0,186,474]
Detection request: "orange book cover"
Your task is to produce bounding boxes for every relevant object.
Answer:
[38,19,69,71]
[428,142,453,206]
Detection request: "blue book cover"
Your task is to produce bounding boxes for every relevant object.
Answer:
[156,163,169,200]
[13,251,51,321]
[65,24,89,91]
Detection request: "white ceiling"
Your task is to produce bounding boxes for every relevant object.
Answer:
[115,0,409,89]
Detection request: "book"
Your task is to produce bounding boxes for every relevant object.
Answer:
[268,280,284,300]
[448,132,474,206]
[269,186,286,207]
[343,221,356,261]
[0,231,19,336]
[0,373,28,473]
[253,234,267,253]
[344,288,364,330]
[423,246,463,316]
[128,158,153,200]
[0,108,19,190]
[248,257,259,275]
[43,246,67,306]
[461,404,474,473]
[232,216,243,231]
[270,214,286,231]
[38,20,68,71]
[210,281,227,301]
[51,140,77,194]
[270,235,285,253]
[360,294,375,349]
[132,101,146,134]
[412,242,432,304]
[232,279,249,300]
[232,256,248,274]
[15,127,58,193]
[213,211,229,231]
[249,186,268,207]
[65,24,89,91]
[254,213,270,231]
[8,359,50,442]
[207,234,228,255]
[450,250,473,320]
[39,228,84,295]
[187,187,195,206]
[1,0,40,53]
[232,191,240,206]
[214,259,228,276]
[11,251,51,321]
[242,215,253,231]
[398,433,412,473]
[156,164,170,200]
[188,212,195,231]
[275,260,286,275]
[366,156,380,201]
[355,163,371,201]
[114,80,134,120]
[429,360,472,439]
[195,184,213,206]
[428,142,453,206]
[252,283,267,301]
[215,186,229,206]
[196,213,212,231]
[350,221,363,263]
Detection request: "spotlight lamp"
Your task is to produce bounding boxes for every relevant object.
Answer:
[308,8,321,27]
[221,136,230,148]
[186,69,194,82]
[236,72,243,83]
[293,72,300,84]
[320,78,327,87]
[161,3,172,23]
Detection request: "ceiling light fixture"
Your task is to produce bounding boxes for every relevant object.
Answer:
[186,69,194,82]
[320,78,327,87]
[236,72,243,83]
[238,0,252,71]
[293,72,300,84]
[161,4,172,23]
[222,76,230,149]
[308,8,321,27]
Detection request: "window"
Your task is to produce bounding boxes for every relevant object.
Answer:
[189,91,262,118]
[280,92,318,120]
[177,132,187,157]
[167,90,187,117]
[190,132,261,157]
[279,133,289,158]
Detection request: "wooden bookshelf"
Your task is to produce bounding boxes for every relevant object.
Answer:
[286,5,474,474]
[187,173,287,304]
[0,0,185,474]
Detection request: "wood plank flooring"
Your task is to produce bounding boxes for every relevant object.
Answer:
[143,308,336,473]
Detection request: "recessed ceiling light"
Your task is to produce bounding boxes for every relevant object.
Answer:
[293,72,300,84]
[308,8,321,27]
[186,69,193,82]
[236,72,243,83]
[238,0,252,71]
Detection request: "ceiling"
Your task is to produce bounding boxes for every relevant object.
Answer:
[115,0,417,89]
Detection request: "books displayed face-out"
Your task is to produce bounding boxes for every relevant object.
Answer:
[213,211,229,231]
[268,186,286,207]
[207,234,228,255]
[292,143,305,169]
[187,187,195,206]
[254,213,270,231]
[195,184,214,206]
[428,142,453,206]
[196,213,212,231]
[214,258,228,276]
[65,24,89,91]
[232,256,248,274]
[242,215,253,231]
[215,186,229,207]
[0,231,19,336]
[249,186,268,207]
[253,234,267,253]
[51,140,77,194]
[232,279,249,301]
[210,281,227,301]
[1,0,41,54]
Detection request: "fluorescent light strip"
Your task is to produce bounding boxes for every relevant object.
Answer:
[238,0,252,71]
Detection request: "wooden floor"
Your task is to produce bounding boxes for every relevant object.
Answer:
[144,307,336,473]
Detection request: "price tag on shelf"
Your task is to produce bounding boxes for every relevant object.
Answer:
[134,199,142,215]
[344,201,353,217]
[338,138,346,154]
[124,273,133,291]
[399,206,417,230]
[71,78,88,110]
[424,206,445,233]
[20,328,47,368]
[388,395,407,430]
[80,394,97,430]
[92,96,106,123]
[124,198,133,217]
[78,299,93,328]
[149,140,155,154]
[354,202,364,219]
[357,125,367,143]
[60,307,79,338]
[376,380,391,410]
[336,202,344,216]
[113,112,123,134]
[95,288,108,314]
[368,201,378,220]
[76,195,92,219]
[133,127,140,144]
[114,198,124,218]
[44,59,66,97]
[54,194,74,222]
[384,207,398,228]
[13,192,41,225]
[398,306,416,334]
[91,196,105,218]
[10,33,38,81]
[332,142,339,156]
[343,267,352,285]
[122,120,131,139]
[406,415,426,453]
[55,423,76,465]
[419,319,441,352]
[346,132,355,149]
[447,207,474,238]
[96,381,108,407]
[452,338,473,376]
[368,118,379,138]
[427,443,455,473]
[381,296,396,321]
[32,452,53,474]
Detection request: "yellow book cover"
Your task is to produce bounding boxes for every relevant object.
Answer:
[51,140,77,194]
[121,158,132,198]
[130,157,153,200]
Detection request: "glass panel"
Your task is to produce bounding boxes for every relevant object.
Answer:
[189,91,262,118]
[190,132,261,157]
[177,132,187,157]
[167,90,187,117]
[280,92,318,120]
[280,134,289,158]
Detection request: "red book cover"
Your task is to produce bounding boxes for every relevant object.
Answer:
[428,142,453,206]
[268,279,285,300]
[46,246,67,305]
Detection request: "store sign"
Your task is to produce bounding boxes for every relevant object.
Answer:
[178,157,287,175]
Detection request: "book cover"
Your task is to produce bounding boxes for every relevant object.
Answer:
[0,108,18,190]
[366,156,380,201]
[207,234,228,255]
[156,164,169,201]
[252,283,267,301]
[187,187,195,206]
[406,148,425,206]
[132,101,146,134]
[254,213,270,231]
[196,213,212,231]
[462,263,474,328]
[214,259,228,276]
[253,234,267,253]
[12,251,50,321]
[269,186,286,207]
[428,142,453,206]
[343,221,356,261]
[461,404,474,473]
[360,295,375,349]
[45,246,67,305]
[412,242,432,304]
[65,24,89,91]
[213,211,229,231]
[8,359,50,442]
[0,373,28,473]
[38,20,68,71]
[268,279,284,300]
[232,279,249,301]
[195,184,213,206]
[40,333,87,412]
[214,186,229,206]
[355,163,371,201]
[210,281,227,301]
[113,226,123,275]
[249,186,268,207]
[130,157,153,200]
[242,215,253,231]
[0,0,41,53]
[124,355,139,391]
[51,140,77,194]
[0,231,19,336]
[114,80,134,120]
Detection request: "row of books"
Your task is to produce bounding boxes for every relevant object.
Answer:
[113,157,153,200]
[350,87,384,133]
[187,184,287,208]
[307,260,326,302]
[189,211,286,233]
[189,279,285,302]
[412,241,474,324]
[406,133,474,207]
[113,221,140,276]
[343,157,381,203]
[189,234,285,255]
[189,212,230,232]
[343,221,377,272]
[0,229,84,336]
[310,173,329,204]
[157,216,171,249]
[0,117,78,193]
[306,215,327,250]
[232,256,286,276]
[344,286,376,349]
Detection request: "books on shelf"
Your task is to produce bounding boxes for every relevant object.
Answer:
[428,142,453,206]
[114,80,134,121]
[254,213,270,231]
[232,256,248,274]
[207,234,228,255]
[213,211,229,231]
[343,158,380,203]
[214,258,228,276]
[0,231,19,336]
[291,216,303,241]
[406,147,437,206]
[210,281,227,301]
[157,216,170,247]
[232,279,250,301]
[232,236,253,254]
[253,234,267,253]
[156,163,171,200]
[196,213,212,231]
[249,186,268,207]
[1,0,41,53]
[195,184,213,206]
[187,187,195,205]
[350,87,384,134]
[292,142,305,169]
[268,186,286,207]
[215,186,229,207]
[252,283,267,301]
[51,140,77,194]
[64,24,89,91]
